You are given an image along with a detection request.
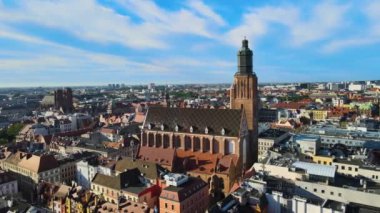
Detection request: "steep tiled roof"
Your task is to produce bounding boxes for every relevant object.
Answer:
[176,149,238,175]
[18,154,59,173]
[144,107,242,137]
[6,152,59,173]
[138,146,176,168]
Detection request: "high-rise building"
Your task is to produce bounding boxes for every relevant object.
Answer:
[54,88,73,113]
[230,38,259,164]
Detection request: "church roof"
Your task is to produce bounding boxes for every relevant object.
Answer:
[144,107,243,137]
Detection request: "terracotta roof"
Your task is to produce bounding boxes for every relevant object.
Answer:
[272,102,307,110]
[138,146,176,168]
[102,141,121,149]
[134,113,146,123]
[176,149,237,175]
[5,152,59,173]
[144,107,242,137]
[18,154,59,173]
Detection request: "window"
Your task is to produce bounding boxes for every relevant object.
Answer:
[338,193,342,197]
[165,203,168,208]
[314,188,317,192]
[355,168,358,172]
[330,192,334,195]
[341,166,345,170]
[348,167,352,171]
[321,190,325,194]
[172,205,174,210]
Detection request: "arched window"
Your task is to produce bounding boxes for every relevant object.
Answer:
[202,138,210,152]
[194,137,201,151]
[226,139,235,154]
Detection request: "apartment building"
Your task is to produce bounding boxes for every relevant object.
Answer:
[159,174,208,213]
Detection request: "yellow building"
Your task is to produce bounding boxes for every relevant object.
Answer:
[307,110,329,121]
[311,155,334,166]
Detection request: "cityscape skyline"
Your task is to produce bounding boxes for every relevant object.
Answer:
[1,0,380,87]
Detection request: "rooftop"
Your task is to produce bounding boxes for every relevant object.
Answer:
[259,128,288,139]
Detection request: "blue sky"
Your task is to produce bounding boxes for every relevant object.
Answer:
[0,0,380,87]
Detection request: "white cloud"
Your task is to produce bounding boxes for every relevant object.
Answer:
[117,0,217,38]
[0,0,224,49]
[224,2,350,47]
[289,2,350,45]
[187,0,226,26]
[321,2,380,52]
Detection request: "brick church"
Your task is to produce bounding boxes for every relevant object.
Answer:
[138,39,259,195]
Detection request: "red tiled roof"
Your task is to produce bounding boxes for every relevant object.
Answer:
[138,146,176,168]
[272,102,307,110]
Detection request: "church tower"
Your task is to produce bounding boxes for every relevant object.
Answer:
[230,38,259,164]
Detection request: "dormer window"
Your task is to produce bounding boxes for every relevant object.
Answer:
[161,124,165,131]
[148,123,152,130]
[205,127,209,134]
[190,126,194,133]
[221,128,225,136]
[175,125,179,132]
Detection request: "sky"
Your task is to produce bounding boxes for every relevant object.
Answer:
[1,0,380,87]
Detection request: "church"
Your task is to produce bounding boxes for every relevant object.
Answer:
[138,39,259,194]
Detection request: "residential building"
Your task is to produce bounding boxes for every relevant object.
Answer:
[159,174,208,213]
[91,170,160,208]
[2,152,60,199]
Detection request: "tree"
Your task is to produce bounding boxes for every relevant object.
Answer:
[299,116,310,125]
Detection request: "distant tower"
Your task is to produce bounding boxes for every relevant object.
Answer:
[165,92,170,108]
[54,88,73,113]
[230,38,259,165]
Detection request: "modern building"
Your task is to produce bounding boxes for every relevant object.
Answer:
[294,135,321,155]
[258,129,289,159]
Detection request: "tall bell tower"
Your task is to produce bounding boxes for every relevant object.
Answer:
[230,38,259,165]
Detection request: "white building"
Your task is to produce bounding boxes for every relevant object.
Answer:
[348,84,365,91]
[332,97,345,107]
[294,135,321,155]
